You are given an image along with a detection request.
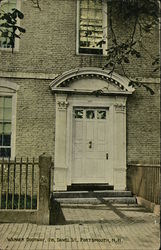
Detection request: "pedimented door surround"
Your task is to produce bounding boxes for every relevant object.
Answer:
[50,67,135,191]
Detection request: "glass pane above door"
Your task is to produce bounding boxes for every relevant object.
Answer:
[86,110,95,119]
[97,110,106,119]
[75,110,83,119]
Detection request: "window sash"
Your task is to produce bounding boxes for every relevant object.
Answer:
[0,96,12,157]
[79,0,104,54]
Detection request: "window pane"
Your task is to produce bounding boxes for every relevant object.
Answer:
[80,0,88,8]
[0,97,12,121]
[1,0,17,12]
[0,134,2,146]
[4,97,12,108]
[75,110,83,119]
[96,9,102,19]
[4,108,12,121]
[0,97,3,107]
[0,123,11,133]
[4,123,11,133]
[3,134,11,146]
[89,0,96,8]
[97,110,106,119]
[0,108,3,120]
[86,110,95,119]
[0,148,11,158]
[0,124,3,134]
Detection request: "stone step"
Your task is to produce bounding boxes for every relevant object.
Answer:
[53,197,136,204]
[67,184,114,191]
[53,190,132,199]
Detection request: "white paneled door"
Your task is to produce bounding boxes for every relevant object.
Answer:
[72,107,110,183]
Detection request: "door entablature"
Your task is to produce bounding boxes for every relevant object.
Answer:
[50,67,135,95]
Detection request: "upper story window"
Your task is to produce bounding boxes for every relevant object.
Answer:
[77,0,107,55]
[0,0,20,50]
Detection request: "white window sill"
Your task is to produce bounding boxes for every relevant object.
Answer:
[76,52,107,57]
[0,48,19,52]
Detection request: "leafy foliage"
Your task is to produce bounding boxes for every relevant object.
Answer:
[0,4,25,51]
[102,0,160,94]
[129,80,155,95]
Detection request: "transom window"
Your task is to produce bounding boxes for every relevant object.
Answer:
[0,96,12,157]
[0,0,17,49]
[77,0,107,55]
[74,108,108,120]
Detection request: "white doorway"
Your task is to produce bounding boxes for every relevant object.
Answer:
[50,67,135,190]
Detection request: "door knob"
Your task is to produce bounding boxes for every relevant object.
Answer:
[106,153,108,160]
[89,141,92,148]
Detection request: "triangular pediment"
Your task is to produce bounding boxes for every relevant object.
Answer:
[50,67,135,95]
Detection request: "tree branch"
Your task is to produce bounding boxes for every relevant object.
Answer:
[31,0,41,10]
[130,15,138,46]
[109,5,117,45]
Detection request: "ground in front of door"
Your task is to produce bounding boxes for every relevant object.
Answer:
[0,203,160,250]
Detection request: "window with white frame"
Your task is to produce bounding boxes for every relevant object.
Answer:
[0,81,18,159]
[77,0,107,55]
[0,0,19,49]
[0,96,12,157]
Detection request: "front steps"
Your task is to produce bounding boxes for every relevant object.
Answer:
[67,183,114,191]
[53,190,136,204]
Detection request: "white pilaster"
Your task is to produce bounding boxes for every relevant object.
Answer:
[113,97,127,190]
[54,94,68,190]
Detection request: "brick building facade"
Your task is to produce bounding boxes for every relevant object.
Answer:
[0,0,160,191]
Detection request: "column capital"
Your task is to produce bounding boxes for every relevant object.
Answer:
[57,100,69,110]
[114,104,126,113]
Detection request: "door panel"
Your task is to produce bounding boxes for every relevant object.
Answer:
[86,121,95,141]
[97,122,106,141]
[72,107,109,183]
[75,121,83,140]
